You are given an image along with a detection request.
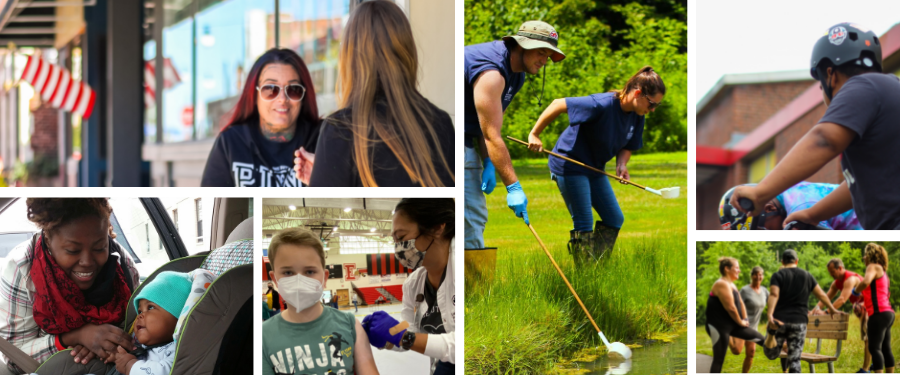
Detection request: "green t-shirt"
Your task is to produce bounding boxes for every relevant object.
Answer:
[262,306,357,375]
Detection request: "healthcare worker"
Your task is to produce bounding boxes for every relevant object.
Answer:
[363,198,455,375]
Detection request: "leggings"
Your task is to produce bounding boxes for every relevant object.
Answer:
[706,323,765,373]
[762,323,807,373]
[868,311,895,371]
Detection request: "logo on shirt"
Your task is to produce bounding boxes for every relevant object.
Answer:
[231,162,301,187]
[829,26,848,45]
[626,126,634,140]
[842,168,856,186]
[269,340,350,374]
[504,86,514,102]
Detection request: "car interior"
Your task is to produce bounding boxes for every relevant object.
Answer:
[0,197,253,375]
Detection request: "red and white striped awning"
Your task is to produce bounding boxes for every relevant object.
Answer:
[144,57,182,108]
[19,54,95,120]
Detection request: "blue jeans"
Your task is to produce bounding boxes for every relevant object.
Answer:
[554,173,624,232]
[465,147,487,249]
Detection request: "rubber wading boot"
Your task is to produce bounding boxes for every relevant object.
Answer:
[567,230,594,267]
[591,221,620,260]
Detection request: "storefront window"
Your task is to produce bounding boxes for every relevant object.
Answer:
[195,0,275,137]
[161,0,195,143]
[279,0,349,116]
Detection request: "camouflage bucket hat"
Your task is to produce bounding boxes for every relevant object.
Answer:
[502,20,566,62]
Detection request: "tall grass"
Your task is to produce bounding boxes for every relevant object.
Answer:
[465,152,687,374]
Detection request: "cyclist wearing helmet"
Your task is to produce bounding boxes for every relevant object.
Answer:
[721,182,862,230]
[464,21,566,248]
[730,23,900,230]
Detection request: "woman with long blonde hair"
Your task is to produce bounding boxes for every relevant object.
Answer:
[295,0,455,187]
[852,243,895,373]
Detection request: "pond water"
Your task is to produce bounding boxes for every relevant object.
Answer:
[567,331,687,375]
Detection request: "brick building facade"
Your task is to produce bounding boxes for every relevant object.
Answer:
[696,23,900,230]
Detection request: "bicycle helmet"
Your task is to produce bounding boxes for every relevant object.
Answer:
[811,23,882,100]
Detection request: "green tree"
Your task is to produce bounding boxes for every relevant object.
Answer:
[464,0,687,158]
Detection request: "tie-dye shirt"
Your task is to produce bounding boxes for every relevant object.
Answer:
[777,182,862,230]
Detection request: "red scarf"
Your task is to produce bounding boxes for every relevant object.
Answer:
[30,235,131,335]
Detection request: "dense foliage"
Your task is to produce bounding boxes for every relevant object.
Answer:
[696,242,900,325]
[464,0,687,158]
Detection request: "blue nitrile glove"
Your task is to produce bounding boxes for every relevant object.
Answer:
[506,181,529,224]
[368,311,405,347]
[481,157,496,194]
[361,313,378,347]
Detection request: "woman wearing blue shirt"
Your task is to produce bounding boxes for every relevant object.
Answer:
[527,66,665,266]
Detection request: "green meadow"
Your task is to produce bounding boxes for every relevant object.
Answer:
[464,152,687,374]
[696,321,900,373]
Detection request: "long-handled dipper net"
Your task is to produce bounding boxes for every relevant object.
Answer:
[506,136,680,198]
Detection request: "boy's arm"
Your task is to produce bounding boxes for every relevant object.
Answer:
[354,320,380,375]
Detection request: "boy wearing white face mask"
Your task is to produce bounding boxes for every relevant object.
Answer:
[262,228,380,375]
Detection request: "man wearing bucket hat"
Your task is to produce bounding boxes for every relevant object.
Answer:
[464,20,565,249]
[730,22,900,230]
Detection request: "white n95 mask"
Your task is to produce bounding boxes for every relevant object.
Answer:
[394,237,432,270]
[277,274,324,312]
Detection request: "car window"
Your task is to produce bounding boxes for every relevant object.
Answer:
[0,199,38,259]
[159,197,215,255]
[109,198,173,282]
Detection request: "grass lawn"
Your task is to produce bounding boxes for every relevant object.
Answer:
[464,152,688,374]
[695,320,900,373]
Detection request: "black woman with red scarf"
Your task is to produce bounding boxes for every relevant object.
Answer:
[0,198,139,373]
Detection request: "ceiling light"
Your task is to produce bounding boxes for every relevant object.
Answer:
[344,207,352,212]
[370,228,376,232]
[333,225,338,231]
[288,205,296,210]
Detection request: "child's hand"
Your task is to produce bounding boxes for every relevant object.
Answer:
[68,344,94,365]
[114,346,137,374]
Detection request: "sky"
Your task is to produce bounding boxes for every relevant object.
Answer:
[696,0,900,103]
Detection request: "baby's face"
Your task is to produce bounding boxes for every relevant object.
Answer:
[135,299,178,346]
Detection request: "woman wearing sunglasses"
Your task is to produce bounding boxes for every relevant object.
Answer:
[294,0,455,187]
[201,48,320,187]
[526,66,665,266]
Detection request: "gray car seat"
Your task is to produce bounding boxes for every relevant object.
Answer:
[33,230,252,375]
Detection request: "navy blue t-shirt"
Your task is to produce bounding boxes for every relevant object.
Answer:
[464,41,525,147]
[548,93,644,176]
[819,73,900,229]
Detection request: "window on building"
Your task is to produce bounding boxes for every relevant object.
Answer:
[748,149,777,183]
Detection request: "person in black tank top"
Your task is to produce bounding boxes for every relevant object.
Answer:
[705,257,765,373]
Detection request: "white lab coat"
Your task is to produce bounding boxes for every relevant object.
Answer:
[395,240,455,364]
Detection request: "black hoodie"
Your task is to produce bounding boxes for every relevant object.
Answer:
[201,118,320,187]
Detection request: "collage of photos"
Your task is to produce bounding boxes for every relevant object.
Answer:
[0,0,899,374]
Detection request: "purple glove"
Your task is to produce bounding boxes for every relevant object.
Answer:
[361,314,377,347]
[368,311,405,347]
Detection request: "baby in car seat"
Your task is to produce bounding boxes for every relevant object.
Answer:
[108,271,193,375]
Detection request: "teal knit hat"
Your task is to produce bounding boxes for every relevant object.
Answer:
[133,271,193,318]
